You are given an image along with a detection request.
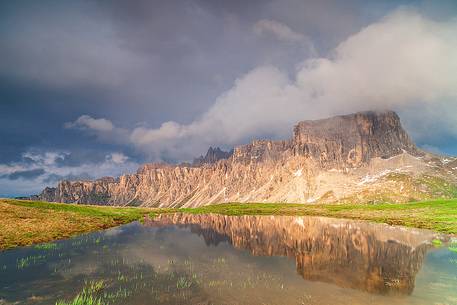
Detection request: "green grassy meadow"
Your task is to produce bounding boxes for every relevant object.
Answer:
[1,198,456,250]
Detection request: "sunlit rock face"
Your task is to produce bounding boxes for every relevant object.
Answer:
[38,110,457,206]
[146,214,439,295]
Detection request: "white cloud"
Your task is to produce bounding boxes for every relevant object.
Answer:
[294,9,457,110]
[109,152,129,164]
[68,9,457,161]
[0,151,139,197]
[65,115,114,132]
[64,115,130,145]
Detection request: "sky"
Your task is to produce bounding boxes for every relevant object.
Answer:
[1,0,457,197]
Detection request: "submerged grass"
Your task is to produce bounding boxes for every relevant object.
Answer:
[1,197,457,250]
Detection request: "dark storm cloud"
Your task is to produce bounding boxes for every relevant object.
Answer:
[1,0,456,196]
[0,0,344,165]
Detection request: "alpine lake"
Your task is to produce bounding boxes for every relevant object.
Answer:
[1,214,456,305]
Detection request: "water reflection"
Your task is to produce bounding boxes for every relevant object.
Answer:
[146,214,441,295]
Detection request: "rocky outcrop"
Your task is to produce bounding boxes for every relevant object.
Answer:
[146,214,440,295]
[192,147,233,166]
[37,110,457,207]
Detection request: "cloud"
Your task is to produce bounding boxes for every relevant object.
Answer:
[64,115,114,132]
[4,168,45,180]
[54,150,109,168]
[253,19,316,56]
[0,151,139,197]
[66,67,296,160]
[254,19,308,43]
[294,9,457,109]
[68,9,457,161]
[0,2,150,89]
[64,115,129,144]
[109,152,129,164]
[43,173,92,184]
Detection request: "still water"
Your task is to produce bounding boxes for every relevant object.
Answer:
[0,214,456,305]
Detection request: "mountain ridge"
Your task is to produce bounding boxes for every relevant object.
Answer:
[37,110,457,207]
[192,146,233,166]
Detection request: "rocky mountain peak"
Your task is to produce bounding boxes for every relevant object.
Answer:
[292,110,419,168]
[192,146,233,166]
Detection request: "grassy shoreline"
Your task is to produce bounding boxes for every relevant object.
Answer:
[0,199,170,250]
[1,198,456,250]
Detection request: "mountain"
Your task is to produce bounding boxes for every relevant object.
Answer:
[192,147,233,166]
[37,110,457,207]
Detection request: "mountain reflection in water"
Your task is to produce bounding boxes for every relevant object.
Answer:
[146,214,439,295]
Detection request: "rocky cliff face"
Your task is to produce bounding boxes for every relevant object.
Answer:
[292,111,418,168]
[146,214,439,295]
[38,111,457,207]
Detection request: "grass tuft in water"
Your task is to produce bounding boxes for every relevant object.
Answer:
[16,254,46,269]
[55,289,103,305]
[35,242,60,250]
[55,280,105,305]
[448,244,457,253]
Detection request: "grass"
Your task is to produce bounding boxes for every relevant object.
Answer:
[179,199,457,235]
[432,239,443,246]
[1,197,457,250]
[448,243,457,253]
[0,198,174,250]
[56,280,105,305]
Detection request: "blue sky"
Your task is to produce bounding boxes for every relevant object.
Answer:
[1,0,456,196]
